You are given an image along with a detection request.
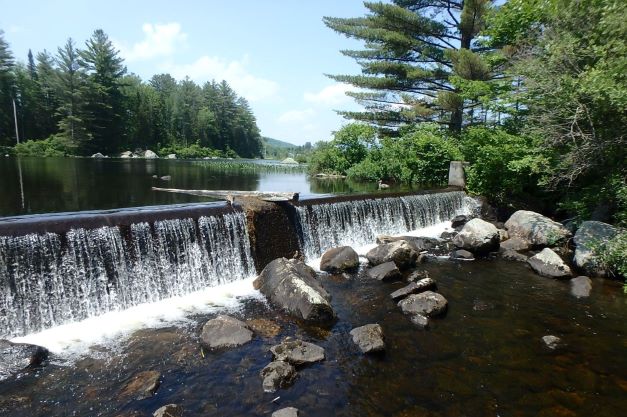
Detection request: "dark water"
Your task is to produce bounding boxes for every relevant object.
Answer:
[2,259,625,417]
[0,157,415,217]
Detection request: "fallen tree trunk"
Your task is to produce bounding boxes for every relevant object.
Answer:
[151,187,299,202]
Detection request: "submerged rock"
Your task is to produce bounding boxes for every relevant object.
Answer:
[500,249,528,262]
[366,240,418,269]
[410,314,429,328]
[0,340,48,382]
[260,361,296,392]
[450,249,474,260]
[349,324,385,354]
[390,278,436,301]
[366,261,401,281]
[504,210,571,246]
[398,291,448,318]
[270,339,325,366]
[320,246,359,273]
[570,276,592,298]
[119,370,161,400]
[451,214,468,229]
[254,258,335,322]
[246,318,281,338]
[528,248,572,278]
[452,218,500,254]
[542,335,561,350]
[272,407,299,417]
[153,404,183,417]
[407,270,430,282]
[200,315,253,349]
[573,221,618,277]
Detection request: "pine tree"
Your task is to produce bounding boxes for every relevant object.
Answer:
[324,0,493,132]
[79,29,126,153]
[0,30,16,146]
[36,50,61,137]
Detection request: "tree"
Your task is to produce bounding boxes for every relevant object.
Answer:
[324,0,495,132]
[0,30,15,146]
[36,50,61,137]
[79,29,126,153]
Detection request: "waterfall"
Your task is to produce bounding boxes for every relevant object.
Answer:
[296,191,477,260]
[0,212,254,338]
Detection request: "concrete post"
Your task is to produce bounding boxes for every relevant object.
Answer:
[448,161,466,188]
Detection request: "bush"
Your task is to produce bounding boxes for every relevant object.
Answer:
[158,143,226,159]
[598,231,627,280]
[14,136,76,157]
[461,127,550,203]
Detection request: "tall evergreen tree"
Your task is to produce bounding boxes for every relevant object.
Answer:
[324,0,493,132]
[79,29,126,153]
[0,30,16,146]
[36,50,61,137]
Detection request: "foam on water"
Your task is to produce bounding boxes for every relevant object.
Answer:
[11,277,260,359]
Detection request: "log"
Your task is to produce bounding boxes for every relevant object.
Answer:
[151,187,299,202]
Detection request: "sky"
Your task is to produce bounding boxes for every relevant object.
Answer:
[0,0,375,145]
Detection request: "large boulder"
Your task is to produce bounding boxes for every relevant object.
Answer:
[144,149,158,159]
[254,258,335,322]
[398,291,448,318]
[451,215,469,230]
[0,340,48,382]
[349,324,385,354]
[120,151,132,158]
[452,218,500,254]
[570,276,592,298]
[573,221,618,277]
[500,237,531,252]
[376,235,439,252]
[366,240,418,269]
[390,278,437,301]
[91,152,105,158]
[153,404,183,417]
[270,339,325,366]
[366,261,401,281]
[504,210,571,246]
[527,248,572,278]
[260,361,296,392]
[200,315,253,349]
[320,246,359,273]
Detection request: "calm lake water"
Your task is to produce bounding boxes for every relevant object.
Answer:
[0,157,416,217]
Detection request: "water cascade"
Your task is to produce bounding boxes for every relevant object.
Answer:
[0,212,254,338]
[295,191,476,260]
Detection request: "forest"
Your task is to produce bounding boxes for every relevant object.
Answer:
[0,29,263,158]
[309,0,625,229]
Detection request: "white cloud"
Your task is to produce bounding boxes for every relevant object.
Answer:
[117,23,187,62]
[164,55,280,102]
[304,83,354,105]
[277,108,315,124]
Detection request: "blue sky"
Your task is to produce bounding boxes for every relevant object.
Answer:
[0,0,373,145]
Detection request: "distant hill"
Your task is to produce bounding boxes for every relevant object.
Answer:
[262,137,298,149]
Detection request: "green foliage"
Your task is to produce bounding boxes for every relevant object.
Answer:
[158,143,224,159]
[461,127,550,203]
[597,231,627,280]
[14,136,76,157]
[308,124,377,175]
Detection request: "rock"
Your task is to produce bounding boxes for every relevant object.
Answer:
[200,315,253,349]
[366,261,401,281]
[501,249,528,262]
[376,235,440,252]
[246,318,281,338]
[260,361,296,392]
[452,218,500,254]
[0,340,48,382]
[390,278,437,301]
[500,237,531,251]
[504,210,571,246]
[270,339,325,366]
[451,214,468,229]
[573,221,618,277]
[498,229,509,242]
[398,291,448,318]
[120,151,132,158]
[450,249,474,260]
[254,258,335,322]
[320,246,359,273]
[151,174,158,179]
[119,370,161,400]
[272,407,299,417]
[407,270,430,282]
[144,150,158,159]
[91,152,105,158]
[440,230,457,241]
[366,240,418,269]
[542,335,561,350]
[153,404,183,417]
[410,314,429,328]
[570,276,592,298]
[281,157,298,164]
[166,154,176,159]
[527,248,572,278]
[349,324,385,354]
[160,175,171,181]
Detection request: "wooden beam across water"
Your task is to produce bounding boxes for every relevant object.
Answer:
[151,187,299,202]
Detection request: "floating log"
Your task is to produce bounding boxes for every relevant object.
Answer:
[152,187,299,202]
